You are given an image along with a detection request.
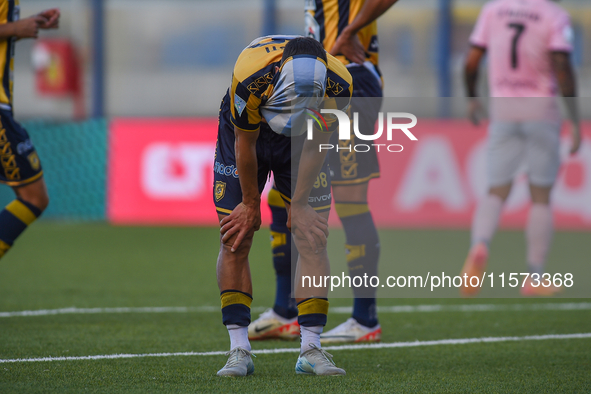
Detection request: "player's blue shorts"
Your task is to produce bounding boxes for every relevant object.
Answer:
[0,109,43,187]
[213,91,331,216]
[329,64,382,186]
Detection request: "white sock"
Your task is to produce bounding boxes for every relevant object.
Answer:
[227,324,251,352]
[471,194,504,247]
[526,203,553,275]
[300,325,323,354]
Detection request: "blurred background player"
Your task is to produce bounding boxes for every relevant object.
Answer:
[0,2,59,260]
[460,0,580,297]
[249,0,399,345]
[214,36,352,376]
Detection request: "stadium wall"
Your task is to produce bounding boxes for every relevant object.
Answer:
[1,118,589,229]
[0,119,107,221]
[14,0,591,119]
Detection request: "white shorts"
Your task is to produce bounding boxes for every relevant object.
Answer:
[487,121,561,188]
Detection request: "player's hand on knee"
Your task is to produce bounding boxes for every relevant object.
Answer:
[289,204,329,254]
[220,202,261,252]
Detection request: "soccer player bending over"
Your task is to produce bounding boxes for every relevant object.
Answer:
[461,0,580,296]
[250,0,400,346]
[0,3,59,260]
[213,36,352,376]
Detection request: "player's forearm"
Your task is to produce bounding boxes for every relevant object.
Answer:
[235,127,261,206]
[341,0,399,38]
[465,66,478,98]
[554,57,577,98]
[292,133,332,207]
[464,47,485,97]
[552,52,580,125]
[0,23,16,39]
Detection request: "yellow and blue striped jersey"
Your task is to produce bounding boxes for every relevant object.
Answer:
[0,0,18,109]
[229,35,353,133]
[305,0,379,66]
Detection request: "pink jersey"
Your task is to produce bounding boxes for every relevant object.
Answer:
[470,0,573,97]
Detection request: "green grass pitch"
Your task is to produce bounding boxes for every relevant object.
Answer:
[0,223,590,393]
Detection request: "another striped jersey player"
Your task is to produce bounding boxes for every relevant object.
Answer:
[0,2,59,260]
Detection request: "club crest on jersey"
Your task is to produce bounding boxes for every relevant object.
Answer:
[234,94,247,117]
[214,181,226,202]
[27,152,40,171]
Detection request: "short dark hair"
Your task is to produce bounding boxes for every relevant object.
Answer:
[281,37,327,65]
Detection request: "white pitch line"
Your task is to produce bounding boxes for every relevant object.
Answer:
[1,333,590,364]
[1,302,590,318]
[0,306,219,318]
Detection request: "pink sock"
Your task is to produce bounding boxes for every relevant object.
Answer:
[471,194,504,247]
[526,204,553,275]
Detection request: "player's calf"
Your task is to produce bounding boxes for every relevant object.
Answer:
[0,196,45,260]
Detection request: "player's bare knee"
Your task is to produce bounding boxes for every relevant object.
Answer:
[31,192,50,211]
[489,183,512,202]
[293,236,326,256]
[14,185,50,211]
[220,234,253,256]
[529,184,552,205]
[332,184,368,204]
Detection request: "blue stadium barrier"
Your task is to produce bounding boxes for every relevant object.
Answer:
[0,118,108,221]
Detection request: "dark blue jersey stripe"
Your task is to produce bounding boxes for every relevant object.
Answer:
[2,1,15,106]
[316,0,326,46]
[337,0,350,37]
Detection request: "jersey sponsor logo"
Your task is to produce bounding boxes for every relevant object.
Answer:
[214,161,239,178]
[16,139,34,155]
[214,181,226,202]
[234,94,247,117]
[308,193,331,204]
[497,8,539,22]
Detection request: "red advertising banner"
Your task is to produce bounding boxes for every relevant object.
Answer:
[108,118,591,230]
[367,120,591,230]
[108,118,274,225]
